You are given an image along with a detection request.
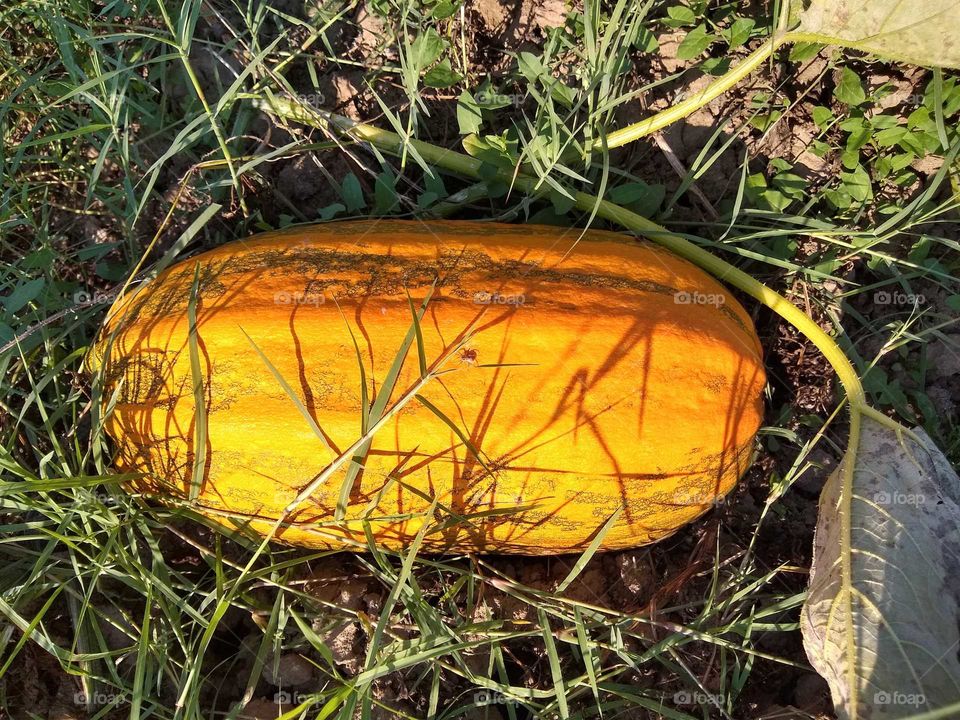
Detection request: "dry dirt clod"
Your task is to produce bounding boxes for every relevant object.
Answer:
[527,0,568,30]
[473,0,510,32]
[794,148,829,179]
[655,31,689,75]
[613,550,655,602]
[304,563,371,610]
[927,385,957,419]
[318,620,364,674]
[277,156,325,202]
[332,74,363,120]
[792,671,832,714]
[354,4,387,55]
[793,446,838,496]
[262,653,315,687]
[472,0,570,46]
[239,697,292,719]
[928,334,960,380]
[794,53,829,88]
[911,154,945,176]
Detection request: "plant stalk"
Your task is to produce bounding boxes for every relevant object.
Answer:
[257,96,903,712]
[594,31,795,153]
[257,93,867,409]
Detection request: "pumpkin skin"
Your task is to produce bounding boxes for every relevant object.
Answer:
[89,220,765,554]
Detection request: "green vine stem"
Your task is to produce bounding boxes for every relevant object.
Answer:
[425,181,492,218]
[594,32,791,153]
[258,93,866,406]
[576,0,800,155]
[256,95,914,713]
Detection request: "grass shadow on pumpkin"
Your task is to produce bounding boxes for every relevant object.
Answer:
[94,223,765,553]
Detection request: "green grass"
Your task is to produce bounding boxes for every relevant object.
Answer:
[1,0,958,718]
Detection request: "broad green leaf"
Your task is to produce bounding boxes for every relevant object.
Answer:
[423,58,462,88]
[840,165,872,202]
[456,91,482,134]
[802,417,960,719]
[340,172,365,211]
[812,105,834,129]
[676,25,713,60]
[789,40,821,62]
[462,133,517,170]
[665,5,696,26]
[724,17,755,48]
[874,126,908,147]
[608,181,665,217]
[834,67,866,106]
[319,202,345,220]
[373,169,398,215]
[410,28,444,69]
[2,277,45,313]
[633,27,659,52]
[516,51,549,84]
[430,0,458,19]
[797,0,960,68]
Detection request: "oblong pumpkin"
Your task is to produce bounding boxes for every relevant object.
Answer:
[90,220,765,554]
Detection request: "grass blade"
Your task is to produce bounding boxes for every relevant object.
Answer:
[186,263,207,502]
[556,505,623,592]
[239,326,339,457]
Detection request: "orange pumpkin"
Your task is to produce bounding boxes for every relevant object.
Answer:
[89,220,765,554]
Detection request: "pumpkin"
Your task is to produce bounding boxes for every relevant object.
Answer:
[89,220,765,554]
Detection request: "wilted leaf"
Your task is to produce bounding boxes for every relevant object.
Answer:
[802,416,960,719]
[797,0,960,68]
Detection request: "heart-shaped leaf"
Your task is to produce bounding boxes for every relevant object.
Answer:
[802,416,960,719]
[797,0,960,68]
